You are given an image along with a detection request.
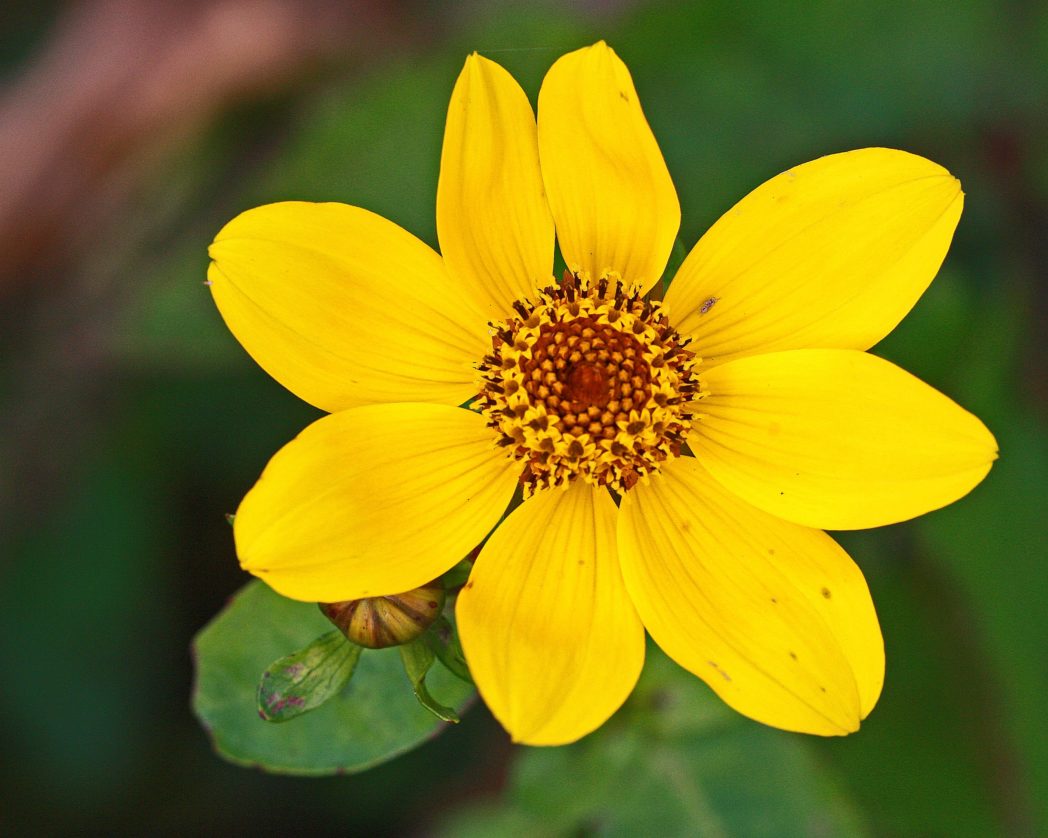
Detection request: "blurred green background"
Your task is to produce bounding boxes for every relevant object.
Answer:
[1,0,1045,834]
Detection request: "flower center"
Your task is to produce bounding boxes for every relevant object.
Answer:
[477,272,702,495]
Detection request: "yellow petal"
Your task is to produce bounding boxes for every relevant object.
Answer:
[692,349,998,530]
[457,482,645,745]
[619,456,884,734]
[665,148,963,366]
[537,41,680,293]
[234,403,518,602]
[437,54,555,319]
[209,202,490,413]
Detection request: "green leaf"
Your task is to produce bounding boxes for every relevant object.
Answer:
[437,645,867,837]
[400,639,460,724]
[257,630,361,722]
[192,581,475,775]
[425,616,472,684]
[811,535,1004,837]
[916,409,1048,832]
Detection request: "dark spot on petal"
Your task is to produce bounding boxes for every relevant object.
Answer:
[821,587,832,599]
[789,650,798,661]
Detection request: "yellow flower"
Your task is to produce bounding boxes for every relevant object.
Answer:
[207,42,998,746]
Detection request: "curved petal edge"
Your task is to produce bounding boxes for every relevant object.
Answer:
[437,53,555,320]
[691,349,998,530]
[234,403,518,602]
[537,41,680,294]
[619,456,884,734]
[666,148,964,366]
[209,202,489,413]
[458,482,645,745]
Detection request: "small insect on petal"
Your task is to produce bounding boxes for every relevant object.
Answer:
[699,296,718,315]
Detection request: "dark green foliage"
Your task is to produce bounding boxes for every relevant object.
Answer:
[1,0,1045,833]
[192,582,473,775]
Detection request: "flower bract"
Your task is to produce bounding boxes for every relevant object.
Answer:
[207,42,998,745]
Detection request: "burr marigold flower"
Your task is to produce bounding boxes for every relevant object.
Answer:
[207,42,998,745]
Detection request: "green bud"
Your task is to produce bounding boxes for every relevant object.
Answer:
[257,631,361,722]
[319,581,446,649]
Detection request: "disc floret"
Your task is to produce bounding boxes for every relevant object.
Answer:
[477,272,703,495]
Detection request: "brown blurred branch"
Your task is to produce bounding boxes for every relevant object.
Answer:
[0,0,430,542]
[0,0,413,291]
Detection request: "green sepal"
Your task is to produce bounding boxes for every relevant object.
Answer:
[440,559,473,590]
[257,630,361,722]
[399,639,460,723]
[424,616,472,684]
[224,513,236,526]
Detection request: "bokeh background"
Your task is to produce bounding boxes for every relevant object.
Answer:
[1,1,1045,834]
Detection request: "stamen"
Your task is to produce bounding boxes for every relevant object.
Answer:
[475,273,703,495]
